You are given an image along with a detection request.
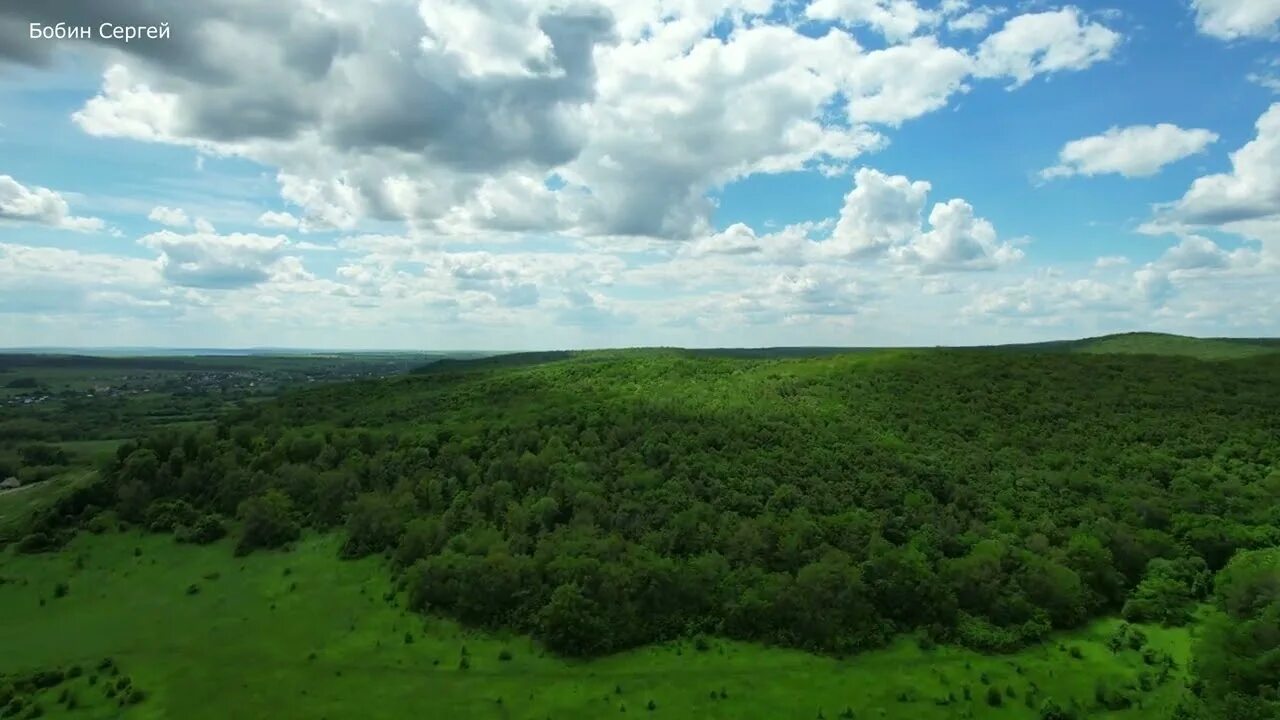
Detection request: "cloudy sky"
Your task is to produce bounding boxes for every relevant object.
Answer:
[1,0,1278,350]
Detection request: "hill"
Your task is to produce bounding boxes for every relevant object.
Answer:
[1069,332,1280,360]
[5,348,1278,718]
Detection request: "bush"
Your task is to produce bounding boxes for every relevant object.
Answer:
[85,511,118,535]
[144,500,198,533]
[986,686,1003,707]
[15,533,60,555]
[52,582,68,599]
[235,491,300,555]
[175,515,227,545]
[498,649,513,662]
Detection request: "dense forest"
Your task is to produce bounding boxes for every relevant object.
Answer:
[18,349,1280,719]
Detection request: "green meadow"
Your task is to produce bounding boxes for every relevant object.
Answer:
[1,531,1191,720]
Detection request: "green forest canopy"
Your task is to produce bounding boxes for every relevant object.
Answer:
[19,347,1280,716]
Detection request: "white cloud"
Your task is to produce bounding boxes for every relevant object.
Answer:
[1154,103,1280,226]
[822,167,1022,271]
[5,0,1121,242]
[0,175,105,232]
[1041,124,1219,180]
[890,198,1025,272]
[1249,72,1280,93]
[257,210,301,230]
[949,10,997,33]
[1094,255,1129,268]
[975,7,1122,87]
[965,273,1132,320]
[148,206,191,227]
[138,229,296,289]
[1190,0,1280,40]
[805,0,939,43]
[0,242,163,315]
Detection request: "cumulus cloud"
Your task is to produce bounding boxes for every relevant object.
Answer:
[966,275,1130,320]
[822,167,1022,271]
[1041,124,1219,180]
[948,7,1002,33]
[1190,0,1280,40]
[257,210,301,230]
[0,242,162,314]
[1153,103,1280,226]
[0,175,105,232]
[147,206,190,227]
[974,7,1122,87]
[889,198,1025,272]
[805,0,939,43]
[0,0,1123,242]
[138,229,294,289]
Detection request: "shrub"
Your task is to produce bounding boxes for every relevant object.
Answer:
[235,491,300,555]
[16,533,59,554]
[986,686,1003,707]
[498,649,513,662]
[144,499,197,533]
[175,515,227,545]
[29,670,64,689]
[52,582,68,599]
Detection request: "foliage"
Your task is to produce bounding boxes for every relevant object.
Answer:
[1189,548,1280,719]
[56,349,1279,658]
[235,491,300,555]
[1121,557,1208,626]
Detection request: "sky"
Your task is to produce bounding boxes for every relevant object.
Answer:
[0,0,1278,351]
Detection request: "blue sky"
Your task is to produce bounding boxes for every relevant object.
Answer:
[1,0,1278,350]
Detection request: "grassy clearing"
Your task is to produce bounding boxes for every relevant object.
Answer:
[1074,332,1277,360]
[0,531,1191,719]
[54,440,125,464]
[0,471,95,542]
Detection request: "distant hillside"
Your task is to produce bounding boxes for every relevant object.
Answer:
[1070,332,1280,360]
[410,333,1280,375]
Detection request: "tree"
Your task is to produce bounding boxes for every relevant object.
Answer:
[537,583,609,656]
[1190,548,1280,720]
[1121,557,1207,626]
[341,492,407,558]
[235,490,300,555]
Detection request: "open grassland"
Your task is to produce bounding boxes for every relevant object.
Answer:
[1071,333,1279,360]
[0,531,1192,720]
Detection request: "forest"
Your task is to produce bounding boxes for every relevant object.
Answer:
[12,346,1280,719]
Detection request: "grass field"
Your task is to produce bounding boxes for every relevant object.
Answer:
[0,531,1193,719]
[0,472,96,543]
[1072,332,1278,360]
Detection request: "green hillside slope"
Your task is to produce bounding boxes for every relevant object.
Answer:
[1071,332,1279,359]
[6,349,1278,718]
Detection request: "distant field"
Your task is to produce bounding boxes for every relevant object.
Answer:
[0,532,1191,720]
[1071,333,1279,360]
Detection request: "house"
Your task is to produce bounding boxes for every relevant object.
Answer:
[0,477,19,491]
